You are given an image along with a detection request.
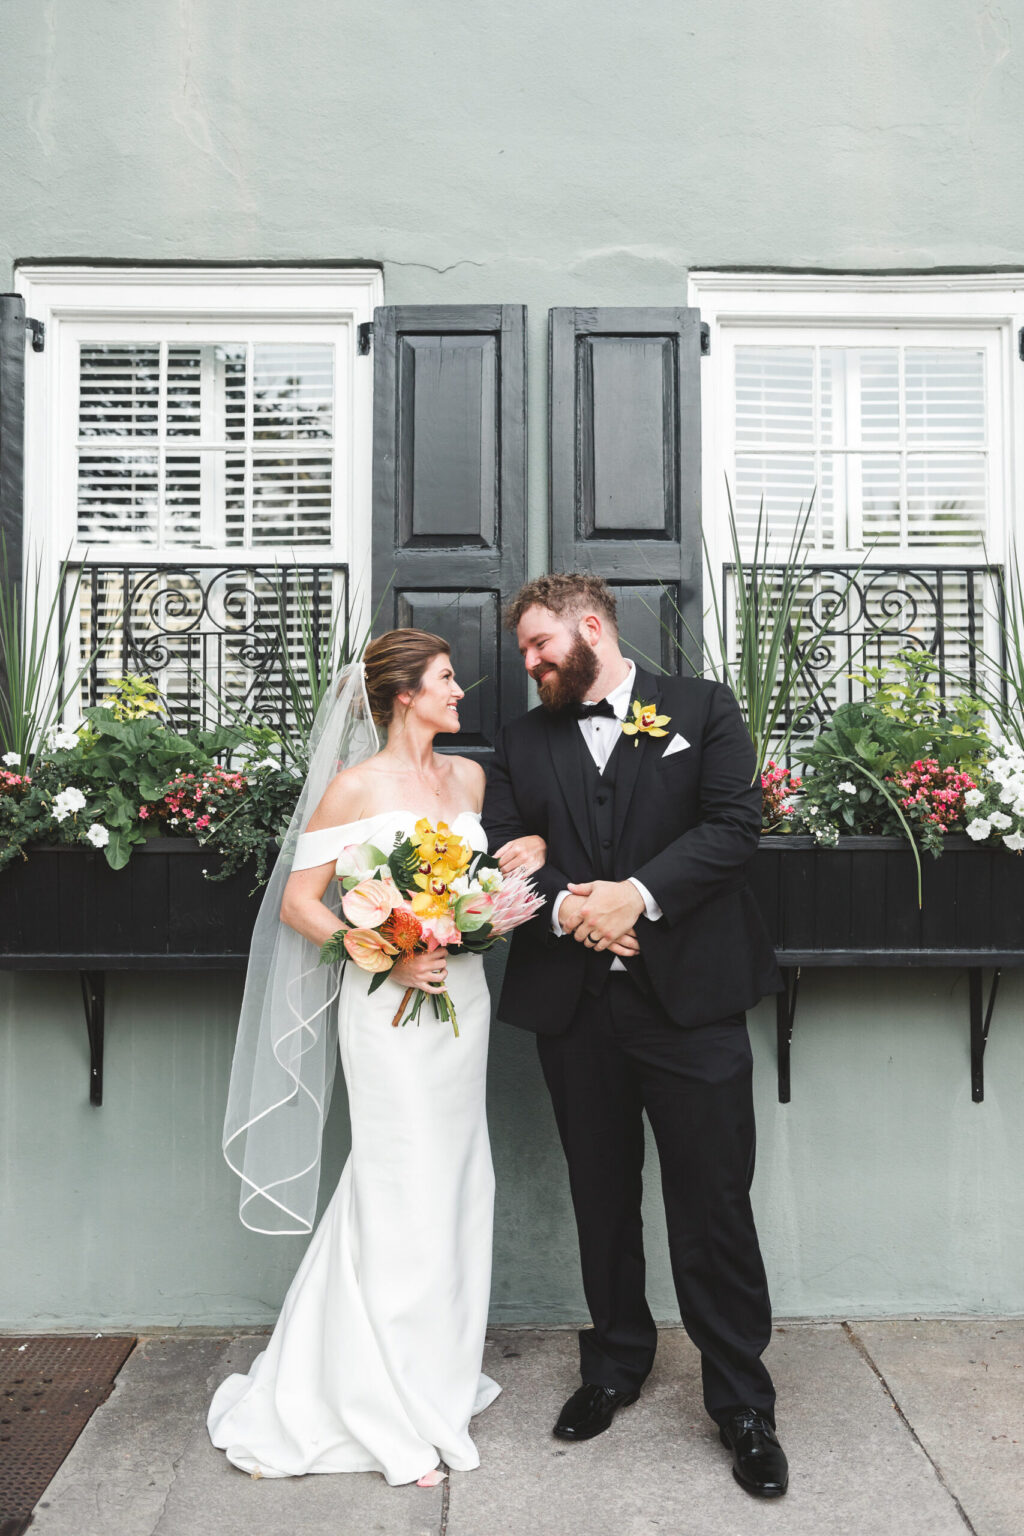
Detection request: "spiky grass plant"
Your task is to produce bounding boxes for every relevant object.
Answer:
[643,480,866,782]
[0,537,117,770]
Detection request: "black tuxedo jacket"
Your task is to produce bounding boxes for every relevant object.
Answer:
[482,667,783,1034]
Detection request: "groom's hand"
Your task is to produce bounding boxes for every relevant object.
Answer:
[568,880,646,951]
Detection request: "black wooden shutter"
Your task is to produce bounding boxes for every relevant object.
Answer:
[371,305,528,757]
[0,293,26,585]
[549,306,703,675]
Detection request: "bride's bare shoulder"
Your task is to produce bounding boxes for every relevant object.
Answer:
[446,754,486,811]
[305,762,376,832]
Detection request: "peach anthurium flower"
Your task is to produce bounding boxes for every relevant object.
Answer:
[343,927,400,973]
[342,877,396,929]
[621,699,671,747]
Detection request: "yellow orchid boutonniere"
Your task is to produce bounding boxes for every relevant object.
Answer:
[621,699,671,748]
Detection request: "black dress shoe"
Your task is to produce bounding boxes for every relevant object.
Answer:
[718,1409,789,1497]
[553,1383,640,1441]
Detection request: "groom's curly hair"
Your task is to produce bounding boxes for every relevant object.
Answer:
[503,573,618,633]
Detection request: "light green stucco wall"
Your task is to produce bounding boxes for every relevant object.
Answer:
[2,0,1023,1326]
[2,963,1023,1328]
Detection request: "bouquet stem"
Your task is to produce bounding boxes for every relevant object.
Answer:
[390,987,414,1028]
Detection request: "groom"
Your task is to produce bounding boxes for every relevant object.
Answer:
[483,573,788,1499]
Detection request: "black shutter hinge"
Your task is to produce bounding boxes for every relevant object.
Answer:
[357,321,373,356]
[27,317,44,353]
[1019,326,1024,363]
[700,322,710,357]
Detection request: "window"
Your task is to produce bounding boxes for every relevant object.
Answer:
[689,272,1024,741]
[16,266,381,730]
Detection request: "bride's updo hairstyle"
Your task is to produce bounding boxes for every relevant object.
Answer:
[362,628,451,731]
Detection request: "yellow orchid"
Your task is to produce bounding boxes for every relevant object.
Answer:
[411,873,454,918]
[412,819,471,875]
[621,699,671,747]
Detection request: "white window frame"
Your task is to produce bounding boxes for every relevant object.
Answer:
[688,271,1024,585]
[14,265,383,629]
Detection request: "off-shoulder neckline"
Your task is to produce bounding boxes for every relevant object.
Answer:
[298,809,483,839]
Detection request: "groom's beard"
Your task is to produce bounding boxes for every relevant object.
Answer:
[534,632,599,713]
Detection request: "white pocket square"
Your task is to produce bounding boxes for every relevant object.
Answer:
[662,733,690,758]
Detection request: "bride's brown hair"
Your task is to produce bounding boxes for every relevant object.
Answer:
[362,628,451,730]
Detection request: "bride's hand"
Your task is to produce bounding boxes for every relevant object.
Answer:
[495,834,547,876]
[391,948,449,995]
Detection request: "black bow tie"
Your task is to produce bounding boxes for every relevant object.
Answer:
[573,698,618,720]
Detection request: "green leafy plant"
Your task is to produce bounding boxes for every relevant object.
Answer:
[795,650,993,900]
[0,676,300,879]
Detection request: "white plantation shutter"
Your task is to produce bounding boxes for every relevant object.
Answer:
[75,340,336,549]
[733,341,992,556]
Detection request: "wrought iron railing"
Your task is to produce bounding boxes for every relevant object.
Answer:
[61,562,349,738]
[721,562,1003,757]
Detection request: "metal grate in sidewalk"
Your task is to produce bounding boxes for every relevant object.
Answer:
[0,1335,136,1530]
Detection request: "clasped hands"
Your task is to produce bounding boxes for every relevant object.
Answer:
[559,882,643,958]
[493,836,641,959]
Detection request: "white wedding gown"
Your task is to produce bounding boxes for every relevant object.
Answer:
[208,810,500,1485]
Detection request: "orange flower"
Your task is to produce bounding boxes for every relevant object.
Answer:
[381,906,423,955]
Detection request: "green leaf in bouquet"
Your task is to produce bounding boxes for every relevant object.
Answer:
[387,835,421,893]
[367,969,392,995]
[319,929,349,967]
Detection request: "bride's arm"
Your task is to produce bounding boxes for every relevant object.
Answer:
[279,767,365,944]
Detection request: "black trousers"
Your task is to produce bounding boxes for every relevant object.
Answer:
[537,972,776,1424]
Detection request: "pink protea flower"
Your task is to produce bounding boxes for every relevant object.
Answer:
[487,870,545,935]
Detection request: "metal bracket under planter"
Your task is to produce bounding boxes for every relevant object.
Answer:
[773,958,1005,1105]
[79,971,105,1106]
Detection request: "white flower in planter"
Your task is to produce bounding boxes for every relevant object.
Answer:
[989,811,1013,831]
[1004,830,1024,853]
[85,823,110,848]
[2,751,21,766]
[49,727,80,751]
[837,782,857,795]
[51,785,87,822]
[966,818,992,841]
[964,787,985,808]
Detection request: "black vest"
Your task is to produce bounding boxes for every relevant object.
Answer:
[577,730,619,995]
[576,728,653,999]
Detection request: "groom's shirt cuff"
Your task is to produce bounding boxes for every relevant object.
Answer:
[628,877,663,923]
[551,879,662,937]
[551,890,571,936]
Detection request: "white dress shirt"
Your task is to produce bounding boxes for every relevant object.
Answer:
[551,660,663,968]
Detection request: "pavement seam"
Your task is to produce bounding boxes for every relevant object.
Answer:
[841,1321,979,1536]
[438,1460,451,1536]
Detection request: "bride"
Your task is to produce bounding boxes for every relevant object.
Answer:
[208,629,542,1487]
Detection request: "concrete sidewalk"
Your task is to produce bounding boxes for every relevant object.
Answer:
[28,1321,1023,1536]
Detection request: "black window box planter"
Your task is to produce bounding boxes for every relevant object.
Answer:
[751,834,1024,962]
[0,840,266,1105]
[3,835,1022,1107]
[751,835,1024,1103]
[0,838,264,969]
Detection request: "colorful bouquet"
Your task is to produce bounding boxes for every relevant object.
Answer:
[319,817,544,1035]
